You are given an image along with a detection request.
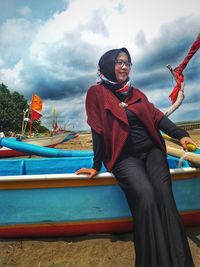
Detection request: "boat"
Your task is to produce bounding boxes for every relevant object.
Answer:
[0,154,199,238]
[0,92,79,158]
[0,133,77,158]
[0,136,91,158]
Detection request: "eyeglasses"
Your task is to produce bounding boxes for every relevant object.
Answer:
[115,60,132,68]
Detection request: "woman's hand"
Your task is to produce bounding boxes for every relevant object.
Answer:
[180,137,197,151]
[75,168,98,179]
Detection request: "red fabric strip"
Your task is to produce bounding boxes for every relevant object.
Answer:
[169,34,200,103]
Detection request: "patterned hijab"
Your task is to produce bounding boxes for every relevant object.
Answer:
[97,47,132,96]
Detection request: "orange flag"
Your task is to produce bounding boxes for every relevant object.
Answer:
[31,94,43,112]
[30,94,43,121]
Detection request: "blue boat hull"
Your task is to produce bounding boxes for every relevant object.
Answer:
[0,155,200,237]
[0,137,93,157]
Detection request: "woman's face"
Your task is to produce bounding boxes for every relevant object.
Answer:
[115,52,131,83]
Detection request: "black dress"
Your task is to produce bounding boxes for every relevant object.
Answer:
[91,94,194,267]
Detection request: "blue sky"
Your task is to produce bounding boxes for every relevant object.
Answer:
[0,0,199,131]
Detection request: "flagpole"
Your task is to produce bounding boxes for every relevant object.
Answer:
[29,94,34,137]
[24,108,30,135]
[21,109,26,136]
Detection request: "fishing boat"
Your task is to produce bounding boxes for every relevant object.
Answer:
[0,136,88,158]
[0,154,199,238]
[0,133,77,158]
[0,93,77,158]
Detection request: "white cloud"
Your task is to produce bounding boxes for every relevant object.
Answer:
[18,6,31,17]
[0,18,33,45]
[0,60,27,91]
[0,0,199,129]
[167,101,200,122]
[0,18,40,65]
[42,94,88,130]
[0,57,3,66]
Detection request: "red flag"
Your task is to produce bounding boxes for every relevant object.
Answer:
[169,72,184,104]
[174,34,200,75]
[169,34,200,103]
[31,109,42,121]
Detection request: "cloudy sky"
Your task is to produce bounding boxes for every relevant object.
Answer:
[0,0,199,131]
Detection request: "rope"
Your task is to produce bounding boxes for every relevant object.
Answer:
[178,151,190,167]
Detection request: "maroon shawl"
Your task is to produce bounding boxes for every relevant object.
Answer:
[86,84,165,171]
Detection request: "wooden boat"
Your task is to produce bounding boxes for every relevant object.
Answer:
[0,133,77,158]
[0,154,200,238]
[0,91,79,158]
[0,136,91,158]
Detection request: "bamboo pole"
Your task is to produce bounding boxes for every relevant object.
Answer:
[162,134,197,152]
[165,64,185,117]
[162,134,180,146]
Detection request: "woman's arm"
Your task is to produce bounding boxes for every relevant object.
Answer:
[158,115,189,139]
[92,129,105,171]
[76,129,105,178]
[158,116,197,150]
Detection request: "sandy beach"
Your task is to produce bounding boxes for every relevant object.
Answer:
[0,228,199,267]
[0,130,200,267]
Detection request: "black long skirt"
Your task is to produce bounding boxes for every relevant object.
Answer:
[112,146,194,267]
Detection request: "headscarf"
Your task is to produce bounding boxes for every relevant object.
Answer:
[97,47,132,96]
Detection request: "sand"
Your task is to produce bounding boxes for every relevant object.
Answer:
[0,228,199,267]
[0,130,200,267]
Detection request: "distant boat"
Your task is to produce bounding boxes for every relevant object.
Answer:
[0,93,79,157]
[0,154,199,238]
[0,133,77,158]
[21,94,43,137]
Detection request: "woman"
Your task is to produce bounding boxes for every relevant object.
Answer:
[76,47,195,267]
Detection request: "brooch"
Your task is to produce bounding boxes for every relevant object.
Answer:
[119,102,128,108]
